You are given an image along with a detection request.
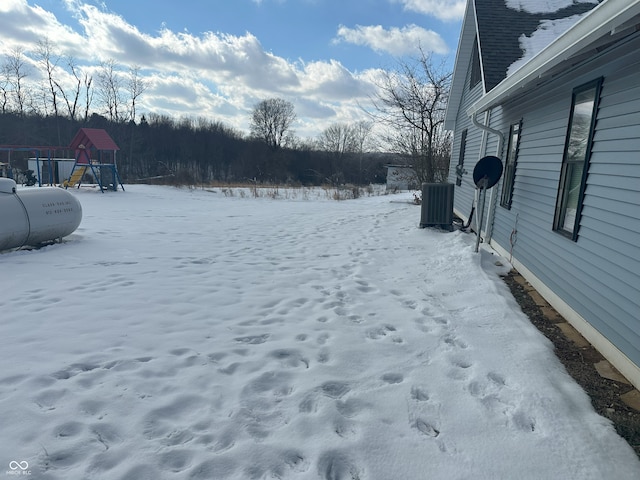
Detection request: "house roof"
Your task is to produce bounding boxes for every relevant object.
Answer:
[468,0,640,116]
[445,0,607,129]
[478,0,600,90]
[69,128,120,151]
[445,1,477,130]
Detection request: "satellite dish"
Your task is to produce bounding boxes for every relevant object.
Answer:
[473,156,503,189]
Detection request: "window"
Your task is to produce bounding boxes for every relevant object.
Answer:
[553,78,603,240]
[456,129,467,186]
[500,121,521,209]
[470,37,482,89]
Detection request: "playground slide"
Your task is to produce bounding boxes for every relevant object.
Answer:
[63,166,87,188]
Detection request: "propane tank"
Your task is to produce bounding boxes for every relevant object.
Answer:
[0,178,82,251]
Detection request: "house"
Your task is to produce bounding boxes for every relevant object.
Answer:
[445,0,640,388]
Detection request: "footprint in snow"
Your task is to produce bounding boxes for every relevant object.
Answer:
[442,333,468,350]
[414,418,440,437]
[446,353,474,381]
[467,371,514,418]
[336,398,370,419]
[410,386,430,402]
[408,384,445,446]
[234,334,270,345]
[317,450,363,480]
[381,373,404,384]
[268,349,310,368]
[320,381,351,399]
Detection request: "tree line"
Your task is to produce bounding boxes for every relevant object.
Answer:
[0,110,395,186]
[1,42,452,187]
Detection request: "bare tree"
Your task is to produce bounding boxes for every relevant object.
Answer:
[370,49,452,184]
[83,70,93,122]
[318,123,359,156]
[317,122,358,184]
[35,38,60,118]
[316,121,374,185]
[351,120,373,153]
[52,55,92,121]
[0,65,9,114]
[352,120,374,184]
[34,83,51,116]
[97,59,124,122]
[5,47,30,115]
[54,56,82,121]
[250,97,296,150]
[127,64,146,123]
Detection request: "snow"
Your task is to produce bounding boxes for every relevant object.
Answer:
[505,0,598,15]
[1,184,639,480]
[507,15,587,75]
[505,0,599,76]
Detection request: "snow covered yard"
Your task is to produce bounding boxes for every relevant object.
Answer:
[1,185,639,480]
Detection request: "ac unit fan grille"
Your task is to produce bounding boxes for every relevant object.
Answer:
[420,183,454,230]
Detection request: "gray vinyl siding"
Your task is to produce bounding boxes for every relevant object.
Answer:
[490,90,569,250]
[484,107,503,158]
[487,33,640,366]
[449,59,485,219]
[482,107,504,234]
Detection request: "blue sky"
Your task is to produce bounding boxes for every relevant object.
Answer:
[0,0,465,139]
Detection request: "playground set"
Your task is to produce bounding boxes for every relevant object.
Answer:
[0,128,124,193]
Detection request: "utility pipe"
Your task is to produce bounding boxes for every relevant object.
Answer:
[471,111,505,249]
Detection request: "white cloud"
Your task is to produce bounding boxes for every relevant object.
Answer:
[392,0,466,22]
[0,0,86,55]
[0,0,410,138]
[69,2,382,135]
[142,74,245,126]
[297,59,374,99]
[333,24,448,56]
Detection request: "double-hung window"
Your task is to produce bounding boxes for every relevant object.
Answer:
[500,120,521,209]
[553,78,603,240]
[456,129,468,186]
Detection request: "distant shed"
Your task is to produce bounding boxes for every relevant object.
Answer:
[385,165,417,190]
[28,157,96,185]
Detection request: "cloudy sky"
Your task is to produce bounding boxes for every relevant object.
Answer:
[0,0,465,139]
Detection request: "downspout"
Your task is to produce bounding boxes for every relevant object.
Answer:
[472,111,490,235]
[471,109,505,162]
[471,110,505,246]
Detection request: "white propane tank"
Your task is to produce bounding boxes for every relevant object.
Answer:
[0,178,82,251]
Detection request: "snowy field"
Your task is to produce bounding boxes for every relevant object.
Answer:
[1,184,639,480]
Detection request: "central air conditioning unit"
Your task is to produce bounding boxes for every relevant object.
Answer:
[419,182,454,230]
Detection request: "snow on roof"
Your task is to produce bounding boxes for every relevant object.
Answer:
[507,13,589,75]
[468,0,640,116]
[504,0,599,76]
[505,0,597,14]
[446,0,604,128]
